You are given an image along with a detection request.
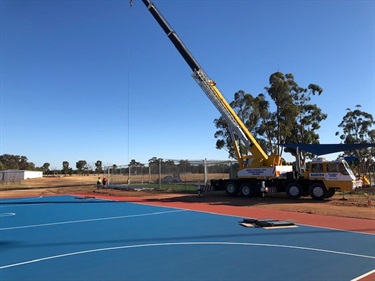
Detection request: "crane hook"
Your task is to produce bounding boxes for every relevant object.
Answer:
[130,0,133,7]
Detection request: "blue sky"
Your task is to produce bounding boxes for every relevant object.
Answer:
[0,0,374,170]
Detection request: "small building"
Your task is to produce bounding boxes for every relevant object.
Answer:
[0,170,43,181]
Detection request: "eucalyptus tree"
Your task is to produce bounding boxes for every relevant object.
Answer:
[335,105,375,175]
[177,160,191,174]
[214,90,269,159]
[42,163,50,174]
[286,75,326,162]
[129,159,144,175]
[265,73,326,163]
[112,164,118,174]
[0,154,35,170]
[95,160,103,174]
[214,72,326,165]
[76,160,88,174]
[129,159,142,167]
[148,157,159,174]
[62,161,70,175]
[264,72,298,151]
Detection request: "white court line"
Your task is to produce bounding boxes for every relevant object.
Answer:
[138,203,375,236]
[0,209,186,231]
[0,212,16,217]
[0,196,42,203]
[351,269,375,281]
[0,196,44,208]
[0,241,374,270]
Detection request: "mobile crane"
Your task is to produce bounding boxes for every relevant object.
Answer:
[138,0,363,200]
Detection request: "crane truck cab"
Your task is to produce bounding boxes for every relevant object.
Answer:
[297,157,363,200]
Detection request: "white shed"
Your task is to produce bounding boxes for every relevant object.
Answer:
[0,170,43,181]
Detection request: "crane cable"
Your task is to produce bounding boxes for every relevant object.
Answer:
[126,1,133,164]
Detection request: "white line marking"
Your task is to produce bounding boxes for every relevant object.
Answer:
[0,241,374,270]
[0,204,46,208]
[0,196,45,208]
[0,209,186,231]
[0,212,15,217]
[351,269,375,281]
[0,196,42,203]
[128,201,375,236]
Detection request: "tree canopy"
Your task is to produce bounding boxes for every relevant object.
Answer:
[76,160,89,174]
[0,154,35,170]
[335,105,375,175]
[95,160,103,174]
[214,71,327,164]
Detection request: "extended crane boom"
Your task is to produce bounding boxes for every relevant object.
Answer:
[140,0,281,168]
[140,0,200,72]
[138,0,362,200]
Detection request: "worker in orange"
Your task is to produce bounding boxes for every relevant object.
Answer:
[102,177,108,188]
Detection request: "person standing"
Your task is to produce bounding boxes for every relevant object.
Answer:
[102,177,108,188]
[96,177,102,190]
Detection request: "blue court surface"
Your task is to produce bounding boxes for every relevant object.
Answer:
[0,195,374,281]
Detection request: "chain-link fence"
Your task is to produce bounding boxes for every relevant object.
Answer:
[103,159,238,190]
[102,158,375,190]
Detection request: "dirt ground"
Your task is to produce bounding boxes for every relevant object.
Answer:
[1,176,374,220]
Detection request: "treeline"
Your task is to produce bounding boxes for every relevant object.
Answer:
[126,158,234,175]
[0,155,233,175]
[0,154,36,171]
[0,155,100,175]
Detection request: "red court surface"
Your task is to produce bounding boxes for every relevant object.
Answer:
[77,193,375,235]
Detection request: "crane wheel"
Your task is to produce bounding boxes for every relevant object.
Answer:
[286,182,302,199]
[309,183,327,200]
[224,181,239,196]
[326,189,336,198]
[240,183,255,197]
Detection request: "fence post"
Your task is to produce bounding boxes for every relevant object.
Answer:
[107,168,110,186]
[204,158,208,185]
[128,165,131,185]
[148,165,151,184]
[158,158,162,189]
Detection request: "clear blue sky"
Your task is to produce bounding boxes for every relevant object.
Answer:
[0,0,374,169]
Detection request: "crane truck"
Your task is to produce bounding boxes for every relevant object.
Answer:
[138,0,363,200]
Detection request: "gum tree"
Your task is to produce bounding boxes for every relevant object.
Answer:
[214,72,326,166]
[76,160,88,174]
[62,161,70,175]
[95,160,103,174]
[214,90,270,159]
[335,105,375,177]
